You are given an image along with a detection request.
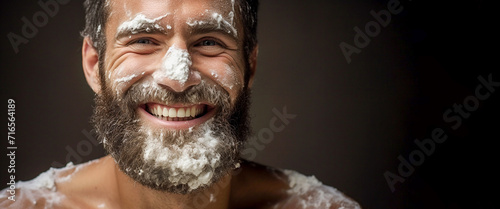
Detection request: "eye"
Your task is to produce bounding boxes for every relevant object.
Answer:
[195,38,225,47]
[126,37,160,54]
[193,38,227,56]
[200,39,218,46]
[130,38,156,45]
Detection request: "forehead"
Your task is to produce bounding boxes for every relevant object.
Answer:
[107,0,237,25]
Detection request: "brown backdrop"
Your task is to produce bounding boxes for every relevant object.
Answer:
[1,0,498,208]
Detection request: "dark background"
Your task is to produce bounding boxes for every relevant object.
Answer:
[1,0,498,208]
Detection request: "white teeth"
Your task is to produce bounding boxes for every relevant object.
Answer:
[156,106,162,116]
[162,107,169,117]
[168,108,176,117]
[152,106,157,116]
[150,105,204,119]
[191,106,196,117]
[177,108,186,117]
[151,106,157,115]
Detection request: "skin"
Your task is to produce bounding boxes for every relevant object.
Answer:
[0,0,361,208]
[89,0,251,101]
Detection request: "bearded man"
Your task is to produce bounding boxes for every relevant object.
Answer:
[1,0,361,208]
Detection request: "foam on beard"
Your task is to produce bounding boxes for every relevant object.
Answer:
[110,80,240,193]
[94,77,247,194]
[141,118,223,191]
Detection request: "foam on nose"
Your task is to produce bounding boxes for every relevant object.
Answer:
[153,46,192,84]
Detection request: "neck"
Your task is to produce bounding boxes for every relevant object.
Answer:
[113,161,233,209]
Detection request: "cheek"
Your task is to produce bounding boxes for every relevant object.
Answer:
[199,61,244,100]
[107,55,161,96]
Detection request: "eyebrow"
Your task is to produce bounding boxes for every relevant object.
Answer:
[114,13,240,44]
[187,15,239,42]
[115,22,168,40]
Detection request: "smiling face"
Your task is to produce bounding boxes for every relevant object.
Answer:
[105,0,247,121]
[82,0,255,194]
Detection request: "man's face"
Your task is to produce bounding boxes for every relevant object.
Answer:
[90,0,252,194]
[104,0,246,110]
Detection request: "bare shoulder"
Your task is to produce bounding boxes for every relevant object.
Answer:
[0,156,115,209]
[275,169,361,209]
[0,163,82,209]
[233,160,361,209]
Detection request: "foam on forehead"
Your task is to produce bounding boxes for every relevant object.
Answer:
[116,13,169,36]
[118,0,237,23]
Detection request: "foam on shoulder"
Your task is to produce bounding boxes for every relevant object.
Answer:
[279,169,362,209]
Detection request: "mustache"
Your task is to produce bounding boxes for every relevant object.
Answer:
[111,80,232,114]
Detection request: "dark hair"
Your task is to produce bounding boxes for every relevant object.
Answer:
[81,0,108,63]
[81,0,259,83]
[237,0,259,62]
[237,0,259,85]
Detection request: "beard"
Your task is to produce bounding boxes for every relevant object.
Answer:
[91,78,251,194]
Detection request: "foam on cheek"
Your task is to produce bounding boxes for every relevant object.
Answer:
[112,72,146,97]
[153,46,193,84]
[210,64,239,90]
[225,64,240,90]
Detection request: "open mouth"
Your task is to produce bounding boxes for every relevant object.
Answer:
[144,103,212,121]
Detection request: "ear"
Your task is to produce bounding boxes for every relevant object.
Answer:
[247,45,258,88]
[82,37,101,94]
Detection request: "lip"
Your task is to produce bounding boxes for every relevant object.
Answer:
[138,103,217,130]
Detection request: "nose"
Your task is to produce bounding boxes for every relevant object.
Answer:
[152,44,201,92]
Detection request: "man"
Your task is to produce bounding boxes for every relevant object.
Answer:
[1,0,361,208]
